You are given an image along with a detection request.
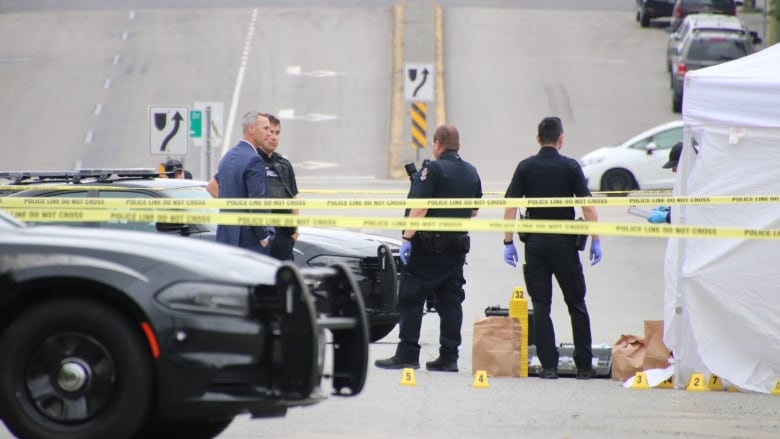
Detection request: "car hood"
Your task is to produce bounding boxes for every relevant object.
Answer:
[7,225,280,284]
[297,227,401,256]
[580,146,615,161]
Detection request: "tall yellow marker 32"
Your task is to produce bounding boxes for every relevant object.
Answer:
[509,287,529,377]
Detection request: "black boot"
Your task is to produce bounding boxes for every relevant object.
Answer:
[375,356,419,370]
[425,357,458,372]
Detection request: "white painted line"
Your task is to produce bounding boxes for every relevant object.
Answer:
[112,55,121,65]
[222,8,258,157]
[308,70,342,78]
[94,104,103,116]
[0,57,31,64]
[278,109,296,119]
[294,161,340,170]
[84,131,94,144]
[128,11,136,20]
[304,113,339,122]
[285,65,342,77]
[276,110,339,122]
[121,31,129,41]
[296,176,378,181]
[103,79,112,89]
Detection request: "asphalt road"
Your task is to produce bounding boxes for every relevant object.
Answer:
[0,1,777,438]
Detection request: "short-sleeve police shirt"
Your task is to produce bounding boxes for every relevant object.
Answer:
[505,146,590,220]
[409,150,482,219]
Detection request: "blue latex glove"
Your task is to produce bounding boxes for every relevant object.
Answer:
[648,206,670,224]
[503,243,519,267]
[400,240,412,265]
[589,239,602,266]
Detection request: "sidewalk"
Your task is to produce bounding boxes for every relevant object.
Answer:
[738,0,773,49]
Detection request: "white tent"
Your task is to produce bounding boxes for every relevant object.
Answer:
[665,43,780,393]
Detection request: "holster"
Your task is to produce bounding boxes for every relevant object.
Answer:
[517,212,527,243]
[415,232,470,254]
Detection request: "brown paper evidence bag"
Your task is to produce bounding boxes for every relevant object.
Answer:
[611,320,672,381]
[472,316,522,377]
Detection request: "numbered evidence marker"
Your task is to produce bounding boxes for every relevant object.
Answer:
[658,375,674,389]
[686,372,710,392]
[709,374,725,391]
[509,286,529,378]
[472,370,490,389]
[771,380,780,395]
[631,371,650,389]
[400,368,417,387]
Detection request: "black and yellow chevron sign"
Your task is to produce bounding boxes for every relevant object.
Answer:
[411,102,428,149]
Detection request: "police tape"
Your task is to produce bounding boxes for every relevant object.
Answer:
[0,185,667,197]
[2,194,780,210]
[5,208,780,240]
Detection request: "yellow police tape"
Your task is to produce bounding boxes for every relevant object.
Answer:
[2,195,779,209]
[5,209,780,240]
[0,185,669,197]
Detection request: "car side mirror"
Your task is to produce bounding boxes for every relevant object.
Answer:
[645,142,658,155]
[156,222,190,235]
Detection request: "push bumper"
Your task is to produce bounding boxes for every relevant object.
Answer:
[152,263,368,420]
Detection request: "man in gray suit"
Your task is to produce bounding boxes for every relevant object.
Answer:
[215,111,273,253]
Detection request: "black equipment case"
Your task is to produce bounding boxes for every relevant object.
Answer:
[484,306,612,378]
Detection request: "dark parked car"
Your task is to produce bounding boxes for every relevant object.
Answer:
[0,207,368,439]
[669,0,738,31]
[665,14,757,73]
[670,29,753,112]
[0,168,400,342]
[636,0,677,27]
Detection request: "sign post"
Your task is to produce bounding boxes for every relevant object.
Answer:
[192,101,224,178]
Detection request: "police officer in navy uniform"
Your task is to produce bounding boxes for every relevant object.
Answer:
[375,124,483,372]
[255,113,299,261]
[502,116,603,380]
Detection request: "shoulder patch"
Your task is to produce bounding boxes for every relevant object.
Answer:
[419,167,428,181]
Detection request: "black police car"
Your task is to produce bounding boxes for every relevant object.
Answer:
[0,207,368,439]
[0,169,400,342]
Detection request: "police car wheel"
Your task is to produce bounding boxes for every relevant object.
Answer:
[369,323,397,342]
[0,298,153,439]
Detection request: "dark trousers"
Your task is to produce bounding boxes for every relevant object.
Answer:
[269,233,295,261]
[522,234,593,371]
[395,252,466,363]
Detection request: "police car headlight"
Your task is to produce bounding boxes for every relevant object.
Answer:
[307,255,362,275]
[156,282,250,317]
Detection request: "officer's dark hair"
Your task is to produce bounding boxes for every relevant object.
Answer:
[538,116,563,145]
[259,112,280,126]
[433,124,460,151]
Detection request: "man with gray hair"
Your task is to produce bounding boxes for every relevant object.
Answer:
[214,111,273,253]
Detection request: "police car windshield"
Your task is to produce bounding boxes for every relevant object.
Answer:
[0,208,26,229]
[161,186,218,230]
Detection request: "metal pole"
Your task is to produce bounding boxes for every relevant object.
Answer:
[762,0,768,46]
[205,106,212,179]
